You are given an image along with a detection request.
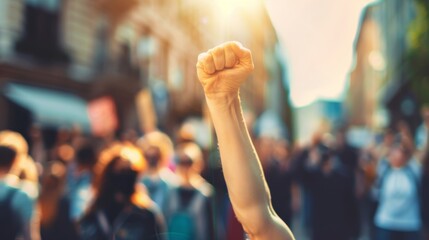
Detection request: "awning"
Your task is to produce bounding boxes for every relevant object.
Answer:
[3,83,91,132]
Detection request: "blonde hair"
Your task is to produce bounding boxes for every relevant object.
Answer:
[137,131,173,167]
[0,130,28,155]
[176,142,203,164]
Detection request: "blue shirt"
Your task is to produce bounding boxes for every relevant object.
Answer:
[66,166,93,221]
[374,159,422,231]
[0,180,34,225]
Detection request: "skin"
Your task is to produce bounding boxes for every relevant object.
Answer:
[388,147,408,168]
[196,41,295,240]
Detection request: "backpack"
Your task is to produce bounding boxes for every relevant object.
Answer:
[0,187,20,240]
[167,189,205,240]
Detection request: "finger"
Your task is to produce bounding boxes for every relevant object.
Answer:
[229,41,253,66]
[198,52,216,74]
[224,44,237,68]
[210,47,225,71]
[196,53,205,71]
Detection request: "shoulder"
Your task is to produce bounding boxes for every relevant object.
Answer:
[197,181,214,198]
[377,158,391,174]
[5,184,33,206]
[131,204,158,220]
[406,158,422,177]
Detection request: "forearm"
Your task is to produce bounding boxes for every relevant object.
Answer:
[206,94,273,231]
[197,41,294,240]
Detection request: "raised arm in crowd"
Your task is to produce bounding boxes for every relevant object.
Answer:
[196,41,295,240]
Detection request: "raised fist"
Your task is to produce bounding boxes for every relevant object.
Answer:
[196,41,254,98]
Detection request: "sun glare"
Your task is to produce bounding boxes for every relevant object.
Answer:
[217,0,258,13]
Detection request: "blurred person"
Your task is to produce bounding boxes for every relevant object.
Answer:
[422,138,429,240]
[397,121,415,154]
[0,146,34,240]
[333,127,361,234]
[79,143,164,240]
[361,128,397,239]
[196,41,294,239]
[53,144,76,165]
[359,145,380,239]
[292,132,325,235]
[140,145,173,216]
[372,128,397,162]
[334,126,359,171]
[165,142,215,240]
[256,137,296,226]
[296,143,359,240]
[0,130,39,199]
[39,161,78,240]
[66,142,97,221]
[373,142,422,240]
[137,131,177,184]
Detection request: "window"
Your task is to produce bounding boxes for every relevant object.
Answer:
[15,0,69,63]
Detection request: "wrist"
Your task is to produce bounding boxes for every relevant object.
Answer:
[205,91,240,110]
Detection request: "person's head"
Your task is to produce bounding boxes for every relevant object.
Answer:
[255,137,275,166]
[137,131,174,169]
[0,130,28,156]
[55,144,75,164]
[175,142,204,177]
[0,146,17,174]
[388,143,413,168]
[91,143,147,211]
[273,139,291,161]
[143,145,162,169]
[76,143,97,169]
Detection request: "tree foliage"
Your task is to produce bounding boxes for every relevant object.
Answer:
[407,0,429,105]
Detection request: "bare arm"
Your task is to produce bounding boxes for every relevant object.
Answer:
[196,42,294,240]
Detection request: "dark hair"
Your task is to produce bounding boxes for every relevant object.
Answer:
[0,146,17,170]
[76,144,97,167]
[175,152,194,167]
[86,156,137,215]
[144,146,162,168]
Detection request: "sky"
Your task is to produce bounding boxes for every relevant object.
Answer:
[264,0,375,107]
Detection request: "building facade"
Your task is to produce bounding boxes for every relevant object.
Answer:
[346,0,419,132]
[346,3,386,129]
[0,0,292,139]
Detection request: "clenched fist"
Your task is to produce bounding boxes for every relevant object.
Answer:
[196,41,254,99]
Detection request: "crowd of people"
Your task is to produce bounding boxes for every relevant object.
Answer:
[0,109,429,240]
[253,118,429,240]
[0,35,427,240]
[0,125,218,240]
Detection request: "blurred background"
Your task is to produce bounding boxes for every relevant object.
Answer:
[0,0,428,239]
